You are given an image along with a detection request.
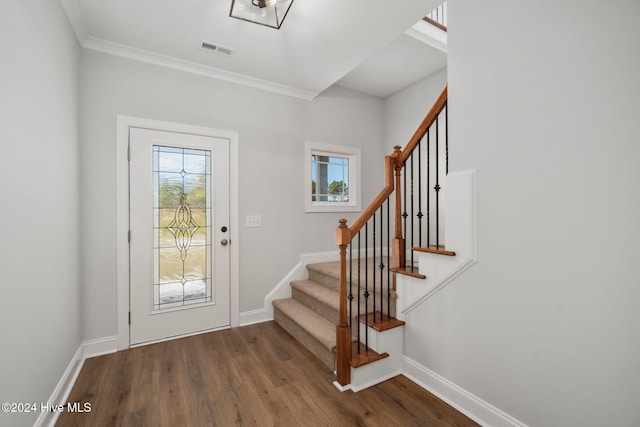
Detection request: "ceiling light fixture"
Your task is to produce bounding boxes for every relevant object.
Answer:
[229,0,294,30]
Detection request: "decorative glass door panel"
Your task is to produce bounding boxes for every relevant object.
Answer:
[153,146,212,311]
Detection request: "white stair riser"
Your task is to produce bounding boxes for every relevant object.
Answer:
[350,325,404,392]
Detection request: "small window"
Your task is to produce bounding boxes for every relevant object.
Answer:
[305,142,361,212]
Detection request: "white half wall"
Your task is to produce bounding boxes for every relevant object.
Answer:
[396,170,477,317]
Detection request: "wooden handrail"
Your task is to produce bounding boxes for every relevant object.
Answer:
[423,17,447,32]
[399,85,447,164]
[343,151,399,242]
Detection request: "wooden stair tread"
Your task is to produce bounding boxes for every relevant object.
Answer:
[348,341,389,368]
[391,266,426,279]
[413,246,456,256]
[357,312,405,332]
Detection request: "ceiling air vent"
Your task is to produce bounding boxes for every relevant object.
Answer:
[201,42,233,57]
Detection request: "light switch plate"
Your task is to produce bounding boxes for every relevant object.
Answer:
[245,215,262,227]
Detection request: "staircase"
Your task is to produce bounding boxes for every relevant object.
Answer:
[273,259,397,372]
[273,85,450,390]
[272,261,342,371]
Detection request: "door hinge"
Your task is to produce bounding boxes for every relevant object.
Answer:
[128,312,131,325]
[128,230,131,243]
[127,145,130,161]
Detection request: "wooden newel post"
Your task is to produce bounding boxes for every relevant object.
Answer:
[335,218,351,387]
[392,146,405,271]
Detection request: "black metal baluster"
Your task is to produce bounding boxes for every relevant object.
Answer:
[435,116,441,249]
[378,204,384,320]
[386,198,391,319]
[379,204,384,322]
[418,140,423,248]
[402,160,408,267]
[364,223,369,352]
[347,240,353,329]
[357,231,361,354]
[426,129,431,248]
[372,213,376,323]
[410,151,415,269]
[445,101,449,175]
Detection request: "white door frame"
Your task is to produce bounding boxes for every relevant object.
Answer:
[116,115,240,350]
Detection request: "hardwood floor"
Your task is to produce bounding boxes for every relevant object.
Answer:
[56,322,479,427]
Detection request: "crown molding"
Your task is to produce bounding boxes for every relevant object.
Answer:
[405,19,447,53]
[58,0,318,101]
[82,37,318,100]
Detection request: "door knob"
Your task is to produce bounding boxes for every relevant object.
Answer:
[220,239,229,246]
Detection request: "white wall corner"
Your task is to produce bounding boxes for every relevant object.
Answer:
[402,356,528,427]
[34,335,119,427]
[82,336,118,359]
[58,0,89,44]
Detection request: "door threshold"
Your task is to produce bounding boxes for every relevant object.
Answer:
[129,324,231,348]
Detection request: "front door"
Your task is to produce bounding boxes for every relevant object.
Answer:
[129,127,230,345]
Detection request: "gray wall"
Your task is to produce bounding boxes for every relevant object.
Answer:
[403,1,640,426]
[79,50,385,340]
[383,67,447,153]
[0,1,81,426]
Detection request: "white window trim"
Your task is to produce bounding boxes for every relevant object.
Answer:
[305,141,361,213]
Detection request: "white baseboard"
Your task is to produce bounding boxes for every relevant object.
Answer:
[239,308,270,326]
[333,380,352,392]
[402,356,528,427]
[34,336,118,427]
[82,335,118,359]
[351,368,403,393]
[33,346,83,427]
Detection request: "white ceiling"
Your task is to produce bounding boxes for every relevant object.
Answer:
[60,0,446,100]
[336,34,446,99]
